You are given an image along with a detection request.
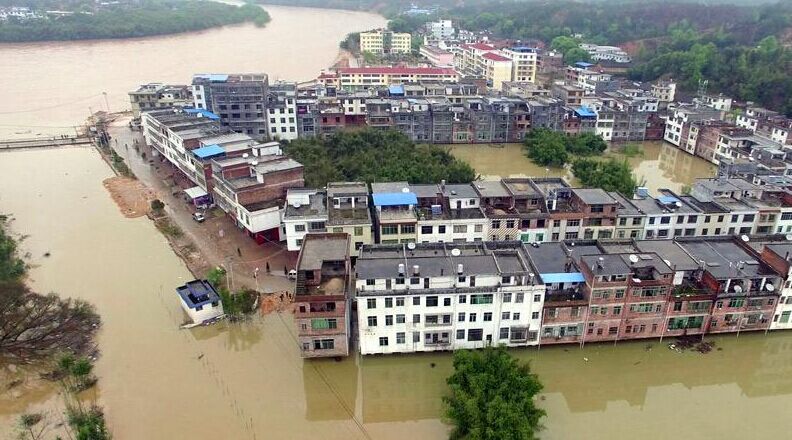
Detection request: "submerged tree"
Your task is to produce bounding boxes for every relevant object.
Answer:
[443,346,545,440]
[0,282,101,358]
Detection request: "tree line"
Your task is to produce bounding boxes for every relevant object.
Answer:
[0,0,270,42]
[283,129,476,188]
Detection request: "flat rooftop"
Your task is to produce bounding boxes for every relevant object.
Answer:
[572,188,616,206]
[676,239,776,279]
[634,240,700,272]
[176,280,219,309]
[473,180,510,198]
[284,192,327,219]
[298,234,350,272]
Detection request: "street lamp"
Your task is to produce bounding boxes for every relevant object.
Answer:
[254,267,260,293]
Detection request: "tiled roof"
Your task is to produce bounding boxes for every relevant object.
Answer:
[482,52,511,62]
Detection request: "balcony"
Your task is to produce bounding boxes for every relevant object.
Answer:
[544,288,586,305]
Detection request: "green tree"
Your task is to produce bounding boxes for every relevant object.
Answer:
[562,47,591,64]
[444,346,545,440]
[523,129,568,167]
[572,158,637,196]
[0,217,25,282]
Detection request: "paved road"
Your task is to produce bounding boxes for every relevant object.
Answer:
[107,117,295,293]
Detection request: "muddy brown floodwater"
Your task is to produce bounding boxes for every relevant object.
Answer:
[449,141,717,194]
[3,147,792,440]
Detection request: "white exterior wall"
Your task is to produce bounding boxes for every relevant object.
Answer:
[192,85,207,109]
[267,101,298,141]
[356,274,545,355]
[179,297,224,324]
[736,115,758,132]
[416,219,487,243]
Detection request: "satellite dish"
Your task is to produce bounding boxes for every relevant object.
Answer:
[675,201,682,207]
[785,234,792,241]
[741,235,750,242]
[251,160,259,166]
[451,248,461,257]
[663,259,672,267]
[292,202,301,208]
[242,153,249,159]
[407,242,416,250]
[401,187,410,193]
[733,284,743,293]
[766,283,776,292]
[628,254,639,264]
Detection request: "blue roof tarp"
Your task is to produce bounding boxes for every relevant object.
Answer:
[183,108,221,120]
[389,85,405,95]
[540,273,585,284]
[373,192,417,207]
[193,73,229,82]
[192,144,225,159]
[575,106,596,118]
[658,195,680,205]
[574,61,594,68]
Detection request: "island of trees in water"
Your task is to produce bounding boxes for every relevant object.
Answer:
[0,0,270,42]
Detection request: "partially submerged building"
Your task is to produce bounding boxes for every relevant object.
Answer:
[294,233,353,358]
[176,279,224,324]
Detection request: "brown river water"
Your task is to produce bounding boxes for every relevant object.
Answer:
[0,5,790,440]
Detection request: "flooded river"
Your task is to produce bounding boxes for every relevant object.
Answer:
[0,4,385,139]
[450,141,717,194]
[2,147,792,439]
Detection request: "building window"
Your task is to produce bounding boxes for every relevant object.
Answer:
[453,225,467,233]
[354,226,364,236]
[366,279,375,286]
[444,297,451,306]
[470,294,493,305]
[456,329,465,340]
[294,224,306,232]
[395,278,405,285]
[484,312,493,322]
[533,294,541,302]
[499,327,509,339]
[458,294,466,303]
[413,314,420,323]
[396,314,405,324]
[413,296,420,306]
[367,316,377,327]
[502,312,511,320]
[469,313,477,322]
[385,297,393,308]
[379,337,389,346]
[367,298,376,309]
[513,312,521,320]
[467,329,484,341]
[421,225,433,234]
[396,297,405,306]
[531,312,539,319]
[313,339,335,350]
[413,332,420,342]
[385,315,393,326]
[458,312,465,322]
[515,293,524,303]
[396,332,405,344]
[382,225,398,235]
[426,296,438,307]
[503,293,512,302]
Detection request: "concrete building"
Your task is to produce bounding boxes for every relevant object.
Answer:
[294,233,352,358]
[355,241,545,354]
[360,29,412,54]
[129,83,191,118]
[176,280,224,325]
[326,182,374,254]
[211,153,304,242]
[426,19,455,40]
[412,183,488,244]
[651,81,677,103]
[282,189,327,252]
[371,182,418,244]
[759,243,792,330]
[419,45,455,66]
[580,44,632,63]
[192,73,269,138]
[336,67,459,91]
[266,82,298,140]
[501,47,538,83]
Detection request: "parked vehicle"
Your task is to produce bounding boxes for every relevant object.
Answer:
[192,212,206,223]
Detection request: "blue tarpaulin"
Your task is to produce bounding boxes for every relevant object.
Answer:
[574,62,594,68]
[389,85,405,96]
[575,106,596,118]
[540,273,585,284]
[183,108,221,120]
[658,195,680,205]
[373,192,417,206]
[192,144,225,159]
[193,73,229,82]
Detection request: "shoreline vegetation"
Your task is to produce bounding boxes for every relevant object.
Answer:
[0,0,270,43]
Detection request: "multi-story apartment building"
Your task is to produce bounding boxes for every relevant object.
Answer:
[371,182,418,244]
[335,67,459,91]
[501,47,538,83]
[651,80,676,103]
[326,182,374,255]
[266,81,298,140]
[192,73,269,138]
[413,184,487,243]
[425,19,455,40]
[129,83,191,118]
[355,241,545,354]
[294,233,352,358]
[580,44,632,63]
[359,29,412,54]
[664,104,722,151]
[211,153,304,242]
[551,84,584,107]
[419,45,455,66]
[759,243,792,330]
[611,191,645,239]
[282,189,327,252]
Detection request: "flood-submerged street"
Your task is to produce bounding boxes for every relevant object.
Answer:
[2,147,792,439]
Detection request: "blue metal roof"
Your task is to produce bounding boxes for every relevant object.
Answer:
[183,108,220,120]
[574,61,594,68]
[388,85,405,95]
[192,144,225,159]
[658,195,680,205]
[575,106,596,118]
[540,273,585,284]
[176,280,220,310]
[193,73,229,82]
[373,192,417,207]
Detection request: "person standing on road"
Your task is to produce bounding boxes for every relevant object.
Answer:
[266,262,270,273]
[237,247,241,257]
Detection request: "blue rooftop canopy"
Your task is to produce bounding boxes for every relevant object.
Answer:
[373,192,417,207]
[176,280,220,309]
[574,61,594,68]
[575,106,596,118]
[658,195,680,205]
[192,144,225,160]
[193,73,229,82]
[183,108,220,120]
[540,273,585,284]
[389,85,405,95]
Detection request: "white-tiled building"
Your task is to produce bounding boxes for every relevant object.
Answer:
[282,189,328,251]
[355,242,545,355]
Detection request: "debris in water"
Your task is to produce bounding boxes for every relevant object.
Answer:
[583,357,589,362]
[430,362,436,368]
[644,344,653,351]
[43,251,50,257]
[633,361,641,366]
[197,353,204,360]
[672,336,716,354]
